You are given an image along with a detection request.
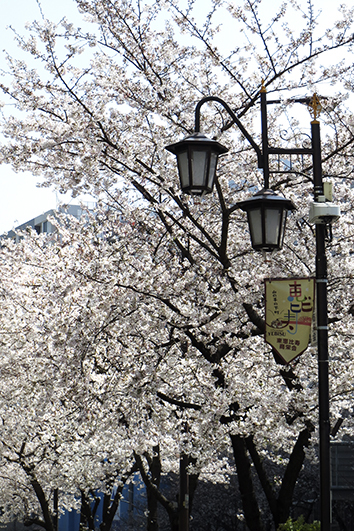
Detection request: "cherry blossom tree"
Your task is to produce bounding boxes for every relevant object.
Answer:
[1,0,354,529]
[0,218,145,530]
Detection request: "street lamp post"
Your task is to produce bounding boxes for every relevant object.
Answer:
[311,114,331,531]
[266,95,339,531]
[166,84,339,530]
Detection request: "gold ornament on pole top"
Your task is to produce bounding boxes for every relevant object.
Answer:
[260,79,267,93]
[308,93,322,123]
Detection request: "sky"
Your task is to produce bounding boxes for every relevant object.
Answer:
[0,0,91,234]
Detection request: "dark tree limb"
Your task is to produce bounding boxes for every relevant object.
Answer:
[230,434,265,531]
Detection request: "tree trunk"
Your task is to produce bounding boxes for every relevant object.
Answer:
[53,489,59,531]
[275,425,314,526]
[100,463,138,531]
[245,424,314,528]
[230,434,265,531]
[134,451,179,531]
[21,463,55,531]
[80,491,98,530]
[168,511,179,531]
[179,453,189,531]
[147,445,162,531]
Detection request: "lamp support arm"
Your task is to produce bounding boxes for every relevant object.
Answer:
[194,96,264,170]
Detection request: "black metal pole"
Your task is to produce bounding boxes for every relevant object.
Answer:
[311,120,331,530]
[260,87,270,189]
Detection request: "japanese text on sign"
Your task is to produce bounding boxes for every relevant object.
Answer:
[265,278,315,363]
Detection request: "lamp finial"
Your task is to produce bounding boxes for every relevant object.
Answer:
[260,79,267,93]
[308,93,322,123]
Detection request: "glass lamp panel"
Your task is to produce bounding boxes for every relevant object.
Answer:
[191,149,209,188]
[265,208,282,246]
[177,151,189,189]
[207,152,218,190]
[248,208,263,247]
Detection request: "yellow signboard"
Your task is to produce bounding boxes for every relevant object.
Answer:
[265,278,315,363]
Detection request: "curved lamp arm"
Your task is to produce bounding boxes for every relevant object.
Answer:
[194,96,264,172]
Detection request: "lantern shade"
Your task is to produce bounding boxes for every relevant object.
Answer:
[238,188,296,252]
[165,133,228,195]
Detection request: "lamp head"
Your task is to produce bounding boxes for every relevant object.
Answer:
[166,133,228,195]
[238,188,296,252]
